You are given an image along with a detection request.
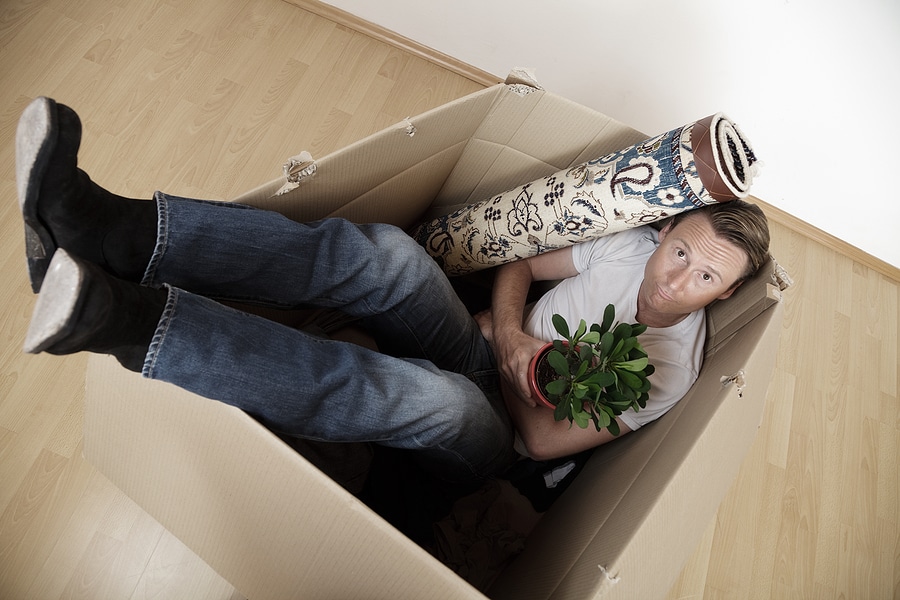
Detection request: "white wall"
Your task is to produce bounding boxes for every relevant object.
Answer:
[323,0,900,268]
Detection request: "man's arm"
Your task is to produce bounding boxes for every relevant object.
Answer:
[502,389,631,460]
[488,247,579,404]
[483,246,634,460]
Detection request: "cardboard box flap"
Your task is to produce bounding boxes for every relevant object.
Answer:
[230,83,649,230]
[230,84,507,224]
[84,358,486,600]
[308,143,472,227]
[425,142,560,220]
[432,89,646,215]
[490,300,783,599]
[478,92,613,166]
[569,119,648,172]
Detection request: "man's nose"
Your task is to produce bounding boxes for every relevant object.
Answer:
[668,268,690,291]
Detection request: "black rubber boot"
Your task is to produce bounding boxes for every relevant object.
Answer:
[16,96,157,292]
[23,248,167,372]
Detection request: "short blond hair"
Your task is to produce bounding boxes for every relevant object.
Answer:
[672,200,770,284]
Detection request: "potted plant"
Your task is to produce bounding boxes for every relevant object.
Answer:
[528,304,656,435]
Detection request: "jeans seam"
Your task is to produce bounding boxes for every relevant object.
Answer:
[143,285,178,378]
[142,191,169,287]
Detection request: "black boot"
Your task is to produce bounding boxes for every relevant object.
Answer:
[24,248,168,372]
[16,96,158,292]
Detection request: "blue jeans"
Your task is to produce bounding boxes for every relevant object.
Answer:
[140,193,518,482]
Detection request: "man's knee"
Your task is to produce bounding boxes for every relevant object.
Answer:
[364,224,443,288]
[435,391,516,475]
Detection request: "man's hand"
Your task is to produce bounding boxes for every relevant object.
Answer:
[473,309,494,343]
[476,308,543,405]
[493,326,546,407]
[487,246,579,407]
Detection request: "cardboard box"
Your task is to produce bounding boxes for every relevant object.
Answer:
[84,79,787,599]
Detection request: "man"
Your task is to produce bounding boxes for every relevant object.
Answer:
[17,97,770,484]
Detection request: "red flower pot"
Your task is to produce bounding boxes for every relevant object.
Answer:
[528,342,559,409]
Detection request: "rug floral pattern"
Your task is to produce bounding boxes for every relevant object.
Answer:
[413,114,755,276]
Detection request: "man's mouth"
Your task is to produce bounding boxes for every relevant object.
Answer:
[656,285,674,303]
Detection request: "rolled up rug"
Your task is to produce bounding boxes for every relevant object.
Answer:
[412,113,758,276]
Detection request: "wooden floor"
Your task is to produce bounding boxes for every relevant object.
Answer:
[0,1,896,598]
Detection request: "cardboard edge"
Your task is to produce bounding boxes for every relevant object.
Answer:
[570,301,785,599]
[83,355,487,600]
[489,300,784,599]
[230,84,508,210]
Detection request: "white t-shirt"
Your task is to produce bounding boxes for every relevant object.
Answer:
[522,227,706,430]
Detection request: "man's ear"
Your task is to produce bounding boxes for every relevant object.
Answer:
[717,280,743,300]
[658,220,675,242]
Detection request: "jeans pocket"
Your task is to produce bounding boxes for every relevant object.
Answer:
[466,368,500,392]
[466,368,505,414]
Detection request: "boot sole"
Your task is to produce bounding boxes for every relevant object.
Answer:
[16,97,60,293]
[24,248,86,354]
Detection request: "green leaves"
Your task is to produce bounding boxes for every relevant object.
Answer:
[545,378,569,396]
[547,350,569,376]
[599,331,614,357]
[615,368,643,391]
[584,370,616,388]
[613,322,633,340]
[599,303,616,336]
[551,313,570,338]
[617,357,648,372]
[539,305,655,436]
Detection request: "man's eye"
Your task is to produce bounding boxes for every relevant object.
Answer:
[702,273,712,282]
[676,249,686,258]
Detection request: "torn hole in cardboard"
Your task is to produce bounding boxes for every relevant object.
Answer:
[504,67,543,96]
[401,116,416,137]
[275,151,317,196]
[720,369,746,398]
[598,564,621,586]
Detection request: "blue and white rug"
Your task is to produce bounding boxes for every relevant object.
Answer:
[412,113,758,275]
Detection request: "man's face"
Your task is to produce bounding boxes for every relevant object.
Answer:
[638,214,750,327]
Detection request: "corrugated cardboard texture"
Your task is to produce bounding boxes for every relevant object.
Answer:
[233,85,505,227]
[488,302,783,599]
[84,359,485,600]
[83,83,785,600]
[429,91,646,219]
[231,83,647,228]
